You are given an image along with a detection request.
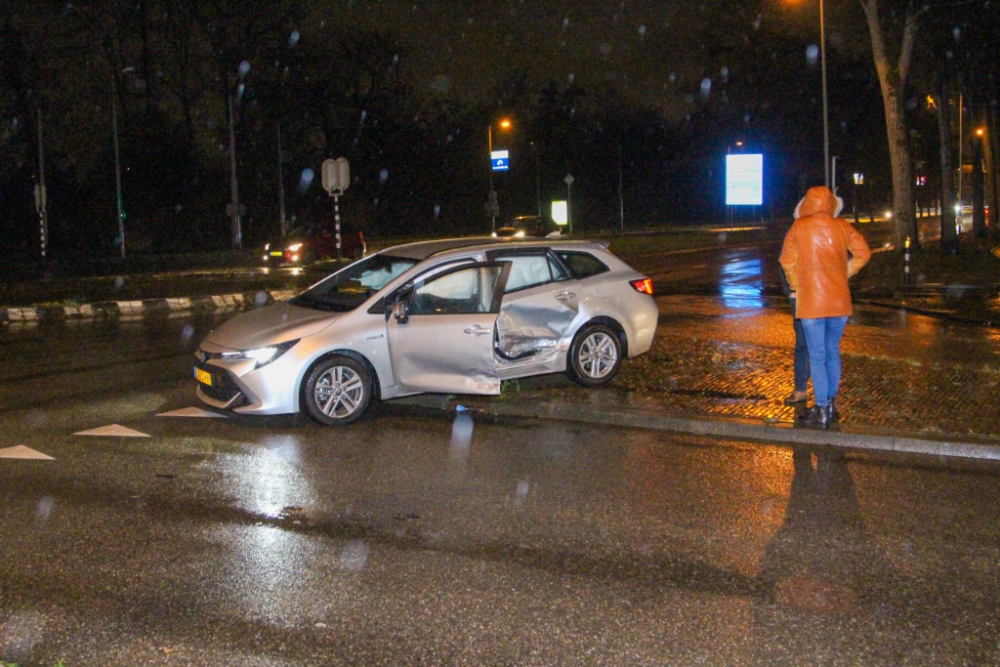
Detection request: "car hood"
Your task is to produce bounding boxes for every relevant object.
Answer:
[203,302,340,350]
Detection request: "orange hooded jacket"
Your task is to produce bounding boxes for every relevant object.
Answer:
[779,186,871,319]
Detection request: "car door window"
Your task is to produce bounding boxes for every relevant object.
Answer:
[501,254,569,292]
[409,265,504,315]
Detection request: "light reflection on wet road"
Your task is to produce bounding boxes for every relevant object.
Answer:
[649,243,1000,366]
[1,383,999,664]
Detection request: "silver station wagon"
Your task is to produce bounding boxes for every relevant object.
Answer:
[194,237,658,424]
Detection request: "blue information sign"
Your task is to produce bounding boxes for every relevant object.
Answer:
[491,150,509,172]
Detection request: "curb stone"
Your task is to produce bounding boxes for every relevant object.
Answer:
[393,395,1000,461]
[0,290,295,324]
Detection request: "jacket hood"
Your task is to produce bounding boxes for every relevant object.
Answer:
[793,186,844,219]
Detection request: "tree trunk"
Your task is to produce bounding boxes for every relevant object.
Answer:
[883,84,915,247]
[859,0,918,248]
[936,78,957,250]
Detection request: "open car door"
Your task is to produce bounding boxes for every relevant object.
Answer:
[490,250,581,366]
[386,262,509,395]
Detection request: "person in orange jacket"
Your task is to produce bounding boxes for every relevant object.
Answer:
[779,186,871,427]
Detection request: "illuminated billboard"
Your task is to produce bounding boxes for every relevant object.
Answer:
[725,154,763,206]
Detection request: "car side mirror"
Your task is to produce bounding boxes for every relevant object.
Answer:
[392,299,409,324]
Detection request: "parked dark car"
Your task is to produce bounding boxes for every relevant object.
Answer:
[262,225,366,265]
[495,215,563,239]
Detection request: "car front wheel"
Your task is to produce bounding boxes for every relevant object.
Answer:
[303,355,373,425]
[567,324,622,386]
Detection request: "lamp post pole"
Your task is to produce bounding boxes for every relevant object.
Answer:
[488,124,496,234]
[112,67,134,258]
[227,91,242,249]
[820,0,830,187]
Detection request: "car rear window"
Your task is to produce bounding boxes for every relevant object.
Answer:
[556,251,610,279]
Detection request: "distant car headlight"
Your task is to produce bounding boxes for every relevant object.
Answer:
[514,230,525,237]
[287,243,303,252]
[222,339,299,369]
[885,210,893,219]
[264,243,270,251]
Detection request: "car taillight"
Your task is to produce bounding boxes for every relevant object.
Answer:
[629,278,654,295]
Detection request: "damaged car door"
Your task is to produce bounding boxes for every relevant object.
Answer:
[386,262,509,395]
[490,250,582,369]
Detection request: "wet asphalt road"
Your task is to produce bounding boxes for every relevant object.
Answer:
[3,314,1000,665]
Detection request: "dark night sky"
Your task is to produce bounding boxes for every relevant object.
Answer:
[322,0,870,112]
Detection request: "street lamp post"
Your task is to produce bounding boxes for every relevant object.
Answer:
[487,119,511,234]
[820,0,830,187]
[488,124,496,234]
[227,91,242,250]
[112,66,135,259]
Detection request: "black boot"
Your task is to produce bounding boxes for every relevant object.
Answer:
[829,396,840,423]
[797,404,832,428]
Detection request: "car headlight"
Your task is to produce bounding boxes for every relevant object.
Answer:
[287,243,303,252]
[222,339,299,369]
[264,243,270,251]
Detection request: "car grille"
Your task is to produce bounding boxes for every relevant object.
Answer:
[194,361,244,405]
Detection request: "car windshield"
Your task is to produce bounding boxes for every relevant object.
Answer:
[289,254,417,312]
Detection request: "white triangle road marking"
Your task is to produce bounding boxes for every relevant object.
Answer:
[74,424,151,437]
[0,445,54,460]
[156,407,227,418]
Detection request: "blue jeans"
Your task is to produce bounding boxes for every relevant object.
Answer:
[800,316,849,407]
[790,298,810,393]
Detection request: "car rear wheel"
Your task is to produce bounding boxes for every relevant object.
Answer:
[303,355,372,425]
[567,324,622,386]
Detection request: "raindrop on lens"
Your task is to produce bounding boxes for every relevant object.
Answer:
[114,276,125,289]
[237,60,251,78]
[806,44,819,66]
[638,25,646,39]
[35,496,55,521]
[379,169,389,185]
[298,168,315,194]
[254,291,268,308]
[433,205,441,219]
[341,540,369,571]
[700,78,712,99]
[181,324,194,342]
[289,31,300,46]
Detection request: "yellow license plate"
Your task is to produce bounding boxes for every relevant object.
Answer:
[270,251,283,256]
[194,367,212,386]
